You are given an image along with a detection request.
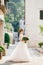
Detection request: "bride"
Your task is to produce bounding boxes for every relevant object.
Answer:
[9,29,31,62]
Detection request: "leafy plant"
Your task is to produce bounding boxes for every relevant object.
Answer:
[22,37,29,43]
[5,0,25,32]
[4,15,9,23]
[0,46,5,52]
[7,0,9,1]
[5,23,13,32]
[0,46,5,51]
[12,21,20,32]
[5,0,24,21]
[39,25,43,35]
[4,33,10,47]
[0,48,3,52]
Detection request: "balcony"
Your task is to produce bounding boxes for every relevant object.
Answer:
[0,5,7,14]
[0,0,9,14]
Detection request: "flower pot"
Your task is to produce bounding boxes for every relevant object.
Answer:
[0,52,2,60]
[2,50,6,56]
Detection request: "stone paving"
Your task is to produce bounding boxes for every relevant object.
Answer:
[0,45,43,65]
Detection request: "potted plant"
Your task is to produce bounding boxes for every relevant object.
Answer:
[0,48,3,60]
[22,37,29,43]
[4,33,10,49]
[2,49,6,56]
[38,42,43,48]
[0,46,6,56]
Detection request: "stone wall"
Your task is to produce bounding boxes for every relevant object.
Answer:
[0,21,4,44]
[0,9,4,44]
[25,0,43,47]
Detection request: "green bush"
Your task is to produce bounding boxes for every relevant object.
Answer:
[4,33,10,46]
[38,42,43,47]
[0,46,5,50]
[22,37,29,43]
[0,46,5,52]
[0,48,3,52]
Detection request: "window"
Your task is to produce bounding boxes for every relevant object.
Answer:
[40,10,43,20]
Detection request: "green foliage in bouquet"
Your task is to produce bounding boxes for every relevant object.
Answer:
[38,42,43,47]
[22,37,29,43]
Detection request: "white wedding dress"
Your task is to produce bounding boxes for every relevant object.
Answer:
[9,41,31,62]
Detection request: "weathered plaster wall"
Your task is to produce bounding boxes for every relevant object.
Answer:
[25,0,43,47]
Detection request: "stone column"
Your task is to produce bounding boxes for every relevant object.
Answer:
[0,9,4,44]
[0,21,4,44]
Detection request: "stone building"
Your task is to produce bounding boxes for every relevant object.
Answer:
[0,0,8,44]
[25,0,43,47]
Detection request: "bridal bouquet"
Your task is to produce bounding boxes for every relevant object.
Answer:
[22,37,29,43]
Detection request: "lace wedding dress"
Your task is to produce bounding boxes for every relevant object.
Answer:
[9,41,31,62]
